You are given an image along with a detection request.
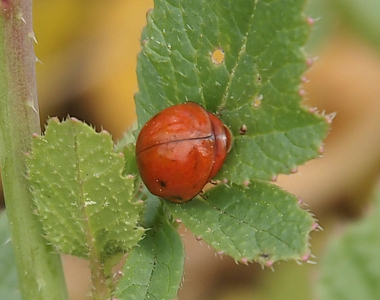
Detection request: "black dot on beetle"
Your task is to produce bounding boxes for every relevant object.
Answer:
[158,180,167,187]
[260,253,271,259]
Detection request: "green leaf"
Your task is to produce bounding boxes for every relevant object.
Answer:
[317,194,380,300]
[121,143,139,178]
[140,189,164,229]
[135,0,329,183]
[27,118,144,263]
[165,182,314,264]
[115,122,137,153]
[114,221,184,300]
[0,211,21,300]
[114,123,142,200]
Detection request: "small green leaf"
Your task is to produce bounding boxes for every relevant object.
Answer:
[0,211,21,300]
[115,123,141,197]
[166,182,314,264]
[115,122,137,153]
[317,194,380,300]
[136,0,329,183]
[114,222,184,300]
[121,143,139,177]
[28,118,144,263]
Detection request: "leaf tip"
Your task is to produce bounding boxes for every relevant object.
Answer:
[298,88,306,97]
[301,253,310,262]
[298,253,316,265]
[146,8,153,19]
[306,57,316,68]
[301,76,310,83]
[307,106,318,114]
[100,129,110,136]
[69,117,81,123]
[136,199,144,206]
[243,180,250,187]
[318,145,325,155]
[324,112,337,125]
[306,17,316,26]
[311,222,323,232]
[49,116,60,123]
[265,260,274,268]
[239,257,249,265]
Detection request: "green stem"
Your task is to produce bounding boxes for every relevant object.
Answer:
[0,1,69,299]
[89,256,111,300]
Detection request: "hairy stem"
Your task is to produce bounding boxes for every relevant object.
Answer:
[0,1,69,299]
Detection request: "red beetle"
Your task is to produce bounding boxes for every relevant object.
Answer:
[136,102,232,203]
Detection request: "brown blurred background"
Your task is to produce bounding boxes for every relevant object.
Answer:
[1,0,380,299]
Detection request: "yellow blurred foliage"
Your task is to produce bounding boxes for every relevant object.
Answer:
[34,0,153,139]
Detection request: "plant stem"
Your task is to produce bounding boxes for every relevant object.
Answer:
[0,1,69,299]
[89,257,112,300]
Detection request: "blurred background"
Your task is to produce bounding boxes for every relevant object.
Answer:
[1,0,380,299]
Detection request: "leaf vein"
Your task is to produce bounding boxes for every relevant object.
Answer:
[220,2,258,109]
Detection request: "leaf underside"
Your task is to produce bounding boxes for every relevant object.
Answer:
[28,118,144,263]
